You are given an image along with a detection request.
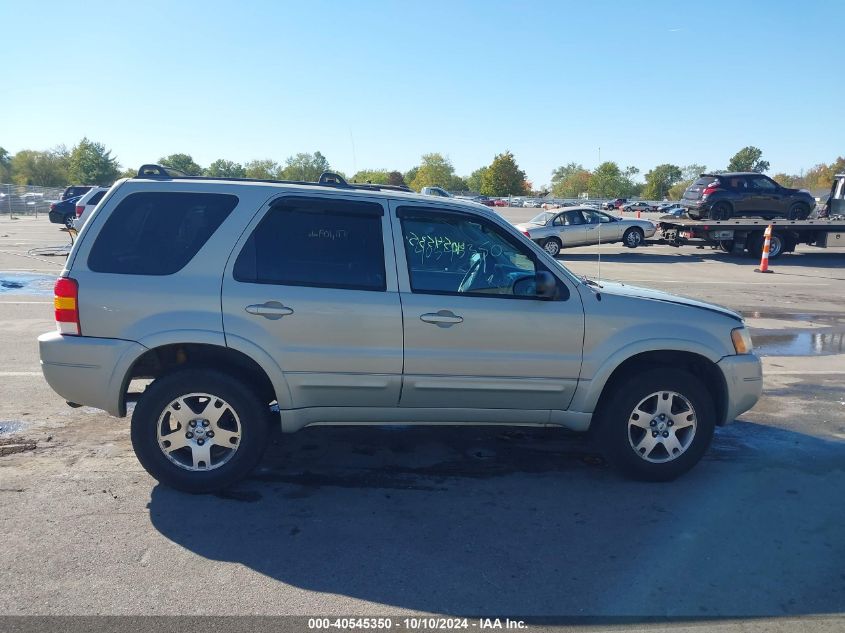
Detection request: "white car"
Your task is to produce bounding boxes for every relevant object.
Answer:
[73,187,109,230]
[420,186,453,198]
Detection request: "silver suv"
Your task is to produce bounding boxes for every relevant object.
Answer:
[39,165,762,492]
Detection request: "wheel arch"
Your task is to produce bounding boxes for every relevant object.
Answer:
[579,348,729,426]
[119,340,287,417]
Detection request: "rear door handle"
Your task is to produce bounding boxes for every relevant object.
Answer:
[245,301,294,320]
[420,310,463,327]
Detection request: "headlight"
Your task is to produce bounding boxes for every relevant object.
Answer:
[731,327,753,354]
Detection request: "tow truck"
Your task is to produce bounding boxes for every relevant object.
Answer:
[659,174,845,258]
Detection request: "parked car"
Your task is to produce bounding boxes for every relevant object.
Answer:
[48,196,83,228]
[515,207,657,254]
[657,202,684,213]
[659,207,688,220]
[475,195,495,207]
[622,201,652,213]
[72,186,109,230]
[38,164,761,492]
[61,185,93,201]
[493,198,508,207]
[421,186,453,198]
[522,199,543,208]
[682,173,815,221]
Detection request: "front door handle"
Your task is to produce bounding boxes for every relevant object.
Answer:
[420,310,463,328]
[245,301,294,320]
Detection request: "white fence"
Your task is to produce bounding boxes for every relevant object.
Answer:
[1,183,65,218]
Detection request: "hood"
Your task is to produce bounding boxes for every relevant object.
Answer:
[591,280,742,322]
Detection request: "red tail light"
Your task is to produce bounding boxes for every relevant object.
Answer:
[522,230,531,237]
[702,184,720,197]
[75,205,84,217]
[54,277,81,335]
[50,202,56,211]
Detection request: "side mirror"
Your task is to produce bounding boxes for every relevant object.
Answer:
[535,270,557,299]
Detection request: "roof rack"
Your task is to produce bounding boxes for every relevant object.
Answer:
[134,164,412,193]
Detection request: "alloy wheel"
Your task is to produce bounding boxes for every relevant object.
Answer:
[627,390,698,463]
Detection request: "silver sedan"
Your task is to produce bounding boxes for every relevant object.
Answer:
[515,207,656,256]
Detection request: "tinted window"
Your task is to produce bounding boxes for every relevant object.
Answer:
[88,191,106,205]
[234,197,386,291]
[749,176,777,191]
[399,209,537,297]
[88,192,237,275]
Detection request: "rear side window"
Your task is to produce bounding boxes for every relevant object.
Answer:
[692,177,717,187]
[87,191,106,206]
[88,192,237,275]
[233,197,386,291]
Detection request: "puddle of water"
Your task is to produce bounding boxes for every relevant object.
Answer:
[752,330,845,356]
[0,272,55,296]
[743,311,845,326]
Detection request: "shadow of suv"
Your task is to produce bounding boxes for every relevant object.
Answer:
[682,172,815,221]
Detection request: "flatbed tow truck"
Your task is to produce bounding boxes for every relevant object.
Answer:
[658,216,845,259]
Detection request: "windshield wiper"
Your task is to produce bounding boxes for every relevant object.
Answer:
[581,275,603,288]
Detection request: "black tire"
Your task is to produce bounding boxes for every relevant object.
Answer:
[710,202,732,221]
[622,227,644,248]
[131,368,271,493]
[542,237,562,257]
[64,214,75,229]
[594,368,716,481]
[787,203,810,220]
[748,232,784,259]
[717,240,734,253]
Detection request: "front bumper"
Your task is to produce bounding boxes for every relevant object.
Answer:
[716,353,763,424]
[38,331,146,417]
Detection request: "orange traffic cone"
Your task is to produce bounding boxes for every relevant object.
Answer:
[754,225,774,273]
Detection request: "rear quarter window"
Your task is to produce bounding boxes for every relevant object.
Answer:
[87,191,106,206]
[87,192,238,275]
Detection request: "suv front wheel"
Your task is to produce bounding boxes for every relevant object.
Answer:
[595,368,715,481]
[131,369,271,493]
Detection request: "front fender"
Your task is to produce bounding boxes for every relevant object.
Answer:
[570,337,724,415]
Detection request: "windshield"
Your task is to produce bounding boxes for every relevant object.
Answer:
[529,212,554,224]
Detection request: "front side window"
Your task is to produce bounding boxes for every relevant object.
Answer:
[88,192,238,275]
[583,210,613,224]
[749,176,778,191]
[399,208,537,297]
[233,197,386,291]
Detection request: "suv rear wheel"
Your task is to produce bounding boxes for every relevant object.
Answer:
[710,202,732,221]
[131,369,271,493]
[595,368,715,481]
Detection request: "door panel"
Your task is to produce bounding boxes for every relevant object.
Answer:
[222,195,402,408]
[391,202,585,411]
[557,210,588,246]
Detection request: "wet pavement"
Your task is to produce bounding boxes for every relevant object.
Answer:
[0,272,55,296]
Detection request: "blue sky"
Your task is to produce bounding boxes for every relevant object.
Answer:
[2,0,843,185]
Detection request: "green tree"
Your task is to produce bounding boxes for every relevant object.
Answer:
[404,166,419,187]
[387,171,406,187]
[589,161,623,198]
[682,164,706,181]
[466,166,488,193]
[480,151,527,196]
[244,159,280,180]
[448,174,468,193]
[204,159,246,178]
[727,146,769,173]
[159,153,203,176]
[280,151,330,181]
[351,169,390,184]
[67,138,120,185]
[119,167,137,179]
[551,162,592,198]
[408,153,455,191]
[642,163,682,200]
[0,147,11,183]
[10,149,69,186]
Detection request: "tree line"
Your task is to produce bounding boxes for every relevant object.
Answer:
[1,140,841,199]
